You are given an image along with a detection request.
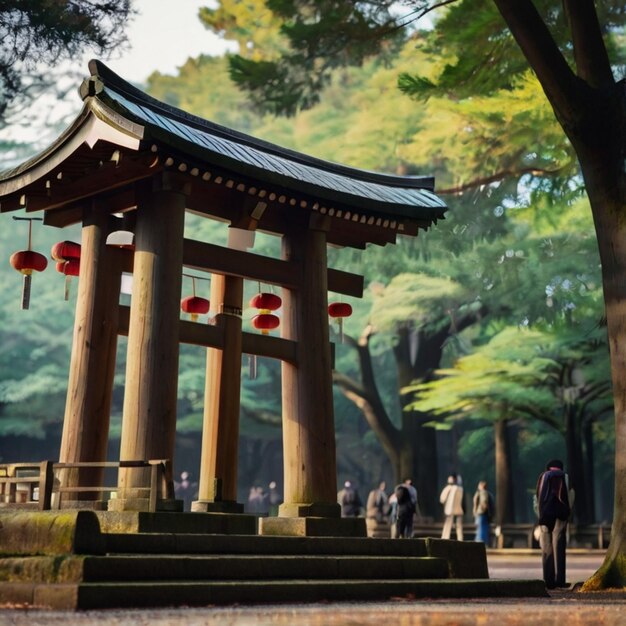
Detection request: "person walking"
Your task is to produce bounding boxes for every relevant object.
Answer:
[534,459,573,588]
[472,480,494,544]
[440,474,464,540]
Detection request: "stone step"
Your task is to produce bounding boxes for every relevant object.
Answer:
[0,554,449,583]
[104,532,430,557]
[1,578,548,610]
[96,511,257,535]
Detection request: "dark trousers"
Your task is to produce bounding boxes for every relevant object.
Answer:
[539,518,567,588]
[396,513,413,538]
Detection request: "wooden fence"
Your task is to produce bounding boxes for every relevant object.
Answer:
[0,459,173,512]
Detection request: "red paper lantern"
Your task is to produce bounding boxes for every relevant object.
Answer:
[249,292,282,311]
[56,260,80,276]
[10,250,48,275]
[51,241,81,262]
[328,301,352,342]
[252,313,280,332]
[10,250,48,310]
[52,242,81,301]
[181,295,210,322]
[328,302,352,318]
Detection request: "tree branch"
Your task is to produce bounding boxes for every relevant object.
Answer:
[563,0,614,87]
[437,165,568,195]
[492,0,584,124]
[333,371,402,456]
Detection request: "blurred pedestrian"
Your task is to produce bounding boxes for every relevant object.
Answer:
[267,480,282,516]
[366,481,389,522]
[174,471,197,511]
[472,480,494,544]
[440,474,464,540]
[337,480,362,517]
[393,480,416,538]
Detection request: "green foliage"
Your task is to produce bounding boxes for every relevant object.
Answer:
[406,326,559,422]
[0,0,133,124]
[369,273,469,334]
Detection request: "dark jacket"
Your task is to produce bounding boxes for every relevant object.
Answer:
[536,469,570,528]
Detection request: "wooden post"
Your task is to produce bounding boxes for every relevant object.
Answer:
[58,207,123,504]
[193,273,244,512]
[278,220,340,518]
[111,183,185,511]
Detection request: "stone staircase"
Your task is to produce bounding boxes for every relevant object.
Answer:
[0,511,547,609]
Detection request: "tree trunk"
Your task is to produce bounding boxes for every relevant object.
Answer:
[494,418,514,526]
[565,406,590,524]
[581,172,626,587]
[582,418,596,523]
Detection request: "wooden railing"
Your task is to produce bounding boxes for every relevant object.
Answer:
[366,519,611,549]
[0,459,174,512]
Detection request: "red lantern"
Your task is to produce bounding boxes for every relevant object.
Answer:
[252,313,280,332]
[56,260,80,276]
[52,241,81,301]
[10,250,48,275]
[250,291,281,335]
[181,295,210,322]
[328,302,352,342]
[249,292,282,311]
[51,241,81,262]
[10,249,48,310]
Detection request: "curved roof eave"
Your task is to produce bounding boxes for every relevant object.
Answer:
[83,60,447,222]
[0,101,143,199]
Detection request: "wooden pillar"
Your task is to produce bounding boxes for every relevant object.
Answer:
[58,207,122,503]
[193,273,244,512]
[111,184,185,511]
[278,221,340,518]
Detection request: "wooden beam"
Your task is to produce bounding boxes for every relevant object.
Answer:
[183,238,300,289]
[118,305,297,363]
[182,238,363,297]
[328,268,364,298]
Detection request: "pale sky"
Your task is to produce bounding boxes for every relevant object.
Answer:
[106,0,234,83]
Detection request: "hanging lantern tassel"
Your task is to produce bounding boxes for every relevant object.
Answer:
[51,241,81,301]
[328,302,353,343]
[10,251,48,310]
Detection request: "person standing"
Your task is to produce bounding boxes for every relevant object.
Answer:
[393,481,416,538]
[440,474,464,540]
[534,459,572,589]
[472,480,494,544]
[366,481,389,522]
[337,480,362,517]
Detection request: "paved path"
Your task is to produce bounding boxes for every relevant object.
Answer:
[487,549,604,585]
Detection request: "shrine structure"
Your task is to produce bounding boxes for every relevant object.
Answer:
[0,60,446,535]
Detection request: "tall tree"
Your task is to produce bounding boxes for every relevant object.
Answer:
[219,0,626,590]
